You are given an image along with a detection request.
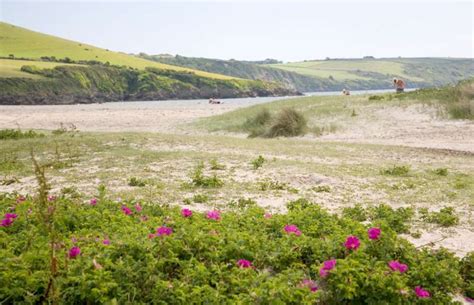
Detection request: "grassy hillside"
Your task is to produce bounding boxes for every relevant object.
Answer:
[0,58,81,79]
[0,63,297,105]
[140,54,322,92]
[140,54,473,92]
[267,58,474,89]
[0,22,232,80]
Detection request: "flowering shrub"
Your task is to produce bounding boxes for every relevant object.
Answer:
[0,193,470,304]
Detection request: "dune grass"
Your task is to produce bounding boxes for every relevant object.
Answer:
[0,22,232,80]
[194,93,412,133]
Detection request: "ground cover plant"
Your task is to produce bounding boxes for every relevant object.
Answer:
[0,129,44,140]
[1,186,472,304]
[419,207,459,227]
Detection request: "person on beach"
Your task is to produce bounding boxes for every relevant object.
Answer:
[208,98,222,104]
[393,78,405,93]
[342,89,350,95]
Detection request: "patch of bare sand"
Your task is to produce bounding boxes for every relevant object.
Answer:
[316,104,474,153]
[0,101,244,133]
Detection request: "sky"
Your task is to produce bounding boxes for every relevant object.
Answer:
[0,0,472,62]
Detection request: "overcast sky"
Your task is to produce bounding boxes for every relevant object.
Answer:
[1,0,472,62]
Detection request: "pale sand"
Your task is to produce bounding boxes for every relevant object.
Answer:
[1,98,473,257]
[0,97,288,134]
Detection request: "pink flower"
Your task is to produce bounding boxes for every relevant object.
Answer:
[414,286,430,298]
[1,213,18,227]
[89,198,97,206]
[465,297,474,303]
[300,279,318,292]
[102,239,110,245]
[16,195,26,203]
[148,233,155,239]
[71,237,78,243]
[140,215,148,222]
[264,213,272,219]
[388,260,408,273]
[368,227,381,240]
[319,259,336,278]
[156,226,173,236]
[206,210,221,221]
[134,203,142,212]
[68,246,81,258]
[48,195,57,202]
[121,206,133,215]
[1,217,14,227]
[284,224,302,236]
[181,208,193,218]
[236,259,252,268]
[344,235,361,250]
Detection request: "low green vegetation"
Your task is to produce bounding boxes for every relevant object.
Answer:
[128,177,147,187]
[312,185,331,193]
[190,162,224,188]
[1,185,471,303]
[0,129,44,140]
[433,168,449,176]
[192,193,209,203]
[343,204,414,234]
[419,207,459,227]
[461,253,474,299]
[209,159,225,170]
[251,155,266,169]
[381,165,411,177]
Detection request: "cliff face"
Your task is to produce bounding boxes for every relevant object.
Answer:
[0,65,300,105]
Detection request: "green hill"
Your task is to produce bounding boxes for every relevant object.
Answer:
[0,22,298,104]
[144,54,473,91]
[140,54,321,91]
[266,58,474,90]
[0,22,232,80]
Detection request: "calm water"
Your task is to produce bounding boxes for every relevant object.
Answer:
[4,88,416,110]
[101,88,416,109]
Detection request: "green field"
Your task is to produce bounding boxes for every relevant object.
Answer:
[0,22,232,80]
[266,59,419,81]
[266,58,473,85]
[0,58,81,79]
